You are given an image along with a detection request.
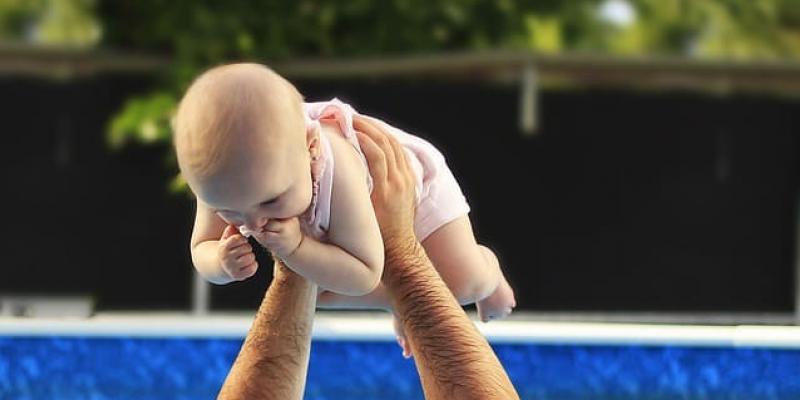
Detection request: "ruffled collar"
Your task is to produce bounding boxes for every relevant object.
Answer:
[300,120,327,234]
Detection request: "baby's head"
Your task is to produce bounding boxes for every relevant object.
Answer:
[173,63,319,232]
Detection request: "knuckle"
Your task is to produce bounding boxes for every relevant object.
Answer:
[222,263,235,275]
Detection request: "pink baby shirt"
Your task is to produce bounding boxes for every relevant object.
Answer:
[300,98,471,242]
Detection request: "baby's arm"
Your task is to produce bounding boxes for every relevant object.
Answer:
[190,201,257,285]
[280,130,384,296]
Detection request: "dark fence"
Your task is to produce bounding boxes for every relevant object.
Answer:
[1,74,797,312]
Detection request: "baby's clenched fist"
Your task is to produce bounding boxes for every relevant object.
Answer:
[218,224,258,281]
[251,218,303,260]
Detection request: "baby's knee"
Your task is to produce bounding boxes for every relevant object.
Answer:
[434,245,499,303]
[477,245,500,270]
[447,271,499,305]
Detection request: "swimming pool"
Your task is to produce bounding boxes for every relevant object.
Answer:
[1,314,799,399]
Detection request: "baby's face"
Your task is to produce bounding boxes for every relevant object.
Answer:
[192,117,314,233]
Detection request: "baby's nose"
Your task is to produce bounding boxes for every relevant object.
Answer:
[243,215,269,231]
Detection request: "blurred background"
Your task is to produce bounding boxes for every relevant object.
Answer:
[2,0,800,320]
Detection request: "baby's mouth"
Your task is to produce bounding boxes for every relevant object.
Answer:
[238,225,265,237]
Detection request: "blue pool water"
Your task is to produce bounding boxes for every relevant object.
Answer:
[1,336,799,399]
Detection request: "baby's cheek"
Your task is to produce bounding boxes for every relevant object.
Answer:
[299,184,315,212]
[295,192,315,217]
[279,202,304,219]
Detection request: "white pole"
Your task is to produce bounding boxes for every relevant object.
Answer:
[192,270,210,316]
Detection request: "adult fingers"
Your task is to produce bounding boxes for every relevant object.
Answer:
[386,133,411,183]
[355,115,412,185]
[356,130,387,183]
[353,114,380,137]
[354,116,399,170]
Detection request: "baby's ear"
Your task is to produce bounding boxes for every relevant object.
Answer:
[306,122,320,159]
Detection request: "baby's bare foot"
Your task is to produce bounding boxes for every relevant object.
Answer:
[476,278,516,322]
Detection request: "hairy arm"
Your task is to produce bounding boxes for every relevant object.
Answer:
[217,261,317,400]
[354,114,519,400]
[383,240,518,400]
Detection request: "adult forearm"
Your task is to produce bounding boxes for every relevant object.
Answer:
[382,238,519,400]
[218,261,317,400]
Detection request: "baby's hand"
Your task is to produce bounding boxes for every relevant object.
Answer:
[218,224,258,281]
[252,218,303,260]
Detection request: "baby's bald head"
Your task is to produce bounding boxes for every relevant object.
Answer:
[173,63,306,184]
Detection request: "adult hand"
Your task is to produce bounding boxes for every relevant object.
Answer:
[355,114,520,399]
[353,115,416,245]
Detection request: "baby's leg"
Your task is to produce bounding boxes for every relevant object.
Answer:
[316,285,393,311]
[421,216,516,322]
[317,286,412,356]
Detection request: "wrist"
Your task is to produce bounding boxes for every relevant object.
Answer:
[279,233,305,262]
[199,265,234,285]
[272,259,304,284]
[382,235,425,283]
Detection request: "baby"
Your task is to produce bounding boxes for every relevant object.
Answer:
[173,63,516,342]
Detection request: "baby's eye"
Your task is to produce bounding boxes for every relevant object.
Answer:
[261,198,279,206]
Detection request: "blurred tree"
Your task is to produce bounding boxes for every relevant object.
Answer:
[35,0,100,47]
[607,0,800,60]
[99,0,576,191]
[0,0,99,46]
[0,0,44,40]
[94,0,800,190]
[4,0,799,188]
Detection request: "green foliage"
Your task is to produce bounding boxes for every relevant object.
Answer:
[91,0,800,191]
[35,0,100,46]
[0,0,45,39]
[6,1,799,190]
[107,92,176,149]
[620,0,800,60]
[99,0,536,61]
[0,0,99,46]
[101,0,550,191]
[99,0,560,171]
